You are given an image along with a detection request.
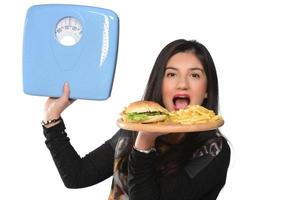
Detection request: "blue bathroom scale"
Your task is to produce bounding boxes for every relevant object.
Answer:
[23,4,119,100]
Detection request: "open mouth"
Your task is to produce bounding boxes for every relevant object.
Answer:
[173,95,190,110]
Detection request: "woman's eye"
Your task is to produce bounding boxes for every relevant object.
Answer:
[166,72,176,77]
[191,73,200,78]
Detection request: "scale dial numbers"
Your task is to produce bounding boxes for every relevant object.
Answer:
[55,17,83,46]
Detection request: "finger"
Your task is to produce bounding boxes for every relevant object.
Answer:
[62,82,70,99]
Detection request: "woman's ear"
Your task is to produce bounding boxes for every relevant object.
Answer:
[204,92,208,99]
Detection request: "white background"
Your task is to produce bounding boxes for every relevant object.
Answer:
[1,0,284,199]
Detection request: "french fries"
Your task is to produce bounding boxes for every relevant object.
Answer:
[166,105,222,124]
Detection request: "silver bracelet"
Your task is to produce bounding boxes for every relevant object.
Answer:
[133,146,156,154]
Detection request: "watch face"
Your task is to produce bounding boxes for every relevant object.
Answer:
[55,16,83,46]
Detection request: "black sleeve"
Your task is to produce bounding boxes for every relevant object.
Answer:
[43,120,121,189]
[127,137,231,200]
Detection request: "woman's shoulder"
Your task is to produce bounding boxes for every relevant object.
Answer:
[184,134,230,179]
[193,134,230,159]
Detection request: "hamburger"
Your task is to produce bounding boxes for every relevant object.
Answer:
[121,100,169,123]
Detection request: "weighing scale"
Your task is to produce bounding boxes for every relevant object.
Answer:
[23,4,119,100]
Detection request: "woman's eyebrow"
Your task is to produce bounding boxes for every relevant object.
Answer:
[166,66,204,72]
[190,67,204,72]
[165,66,178,71]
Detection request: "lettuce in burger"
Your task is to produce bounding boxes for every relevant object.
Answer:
[121,101,169,123]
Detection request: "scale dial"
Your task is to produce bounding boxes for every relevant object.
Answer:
[55,17,83,46]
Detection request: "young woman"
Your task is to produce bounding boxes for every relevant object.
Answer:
[42,39,230,200]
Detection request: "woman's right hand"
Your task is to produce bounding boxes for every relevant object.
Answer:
[44,82,76,121]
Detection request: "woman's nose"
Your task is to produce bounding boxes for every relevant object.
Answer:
[177,77,189,90]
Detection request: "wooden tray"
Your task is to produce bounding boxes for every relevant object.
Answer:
[116,119,224,133]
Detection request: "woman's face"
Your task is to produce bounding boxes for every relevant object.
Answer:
[162,52,207,111]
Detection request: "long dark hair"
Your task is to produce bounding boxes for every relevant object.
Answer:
[143,39,219,113]
[142,39,220,175]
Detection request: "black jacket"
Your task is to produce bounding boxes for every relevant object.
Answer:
[43,120,230,200]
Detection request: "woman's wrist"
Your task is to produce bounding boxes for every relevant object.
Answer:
[43,121,61,128]
[134,132,157,150]
[44,113,60,121]
[42,116,62,128]
[133,146,156,154]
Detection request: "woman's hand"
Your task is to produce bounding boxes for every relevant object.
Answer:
[134,131,169,150]
[44,82,76,121]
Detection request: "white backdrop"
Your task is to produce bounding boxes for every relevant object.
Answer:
[1,0,284,199]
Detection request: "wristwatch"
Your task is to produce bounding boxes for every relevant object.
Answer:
[133,146,156,154]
